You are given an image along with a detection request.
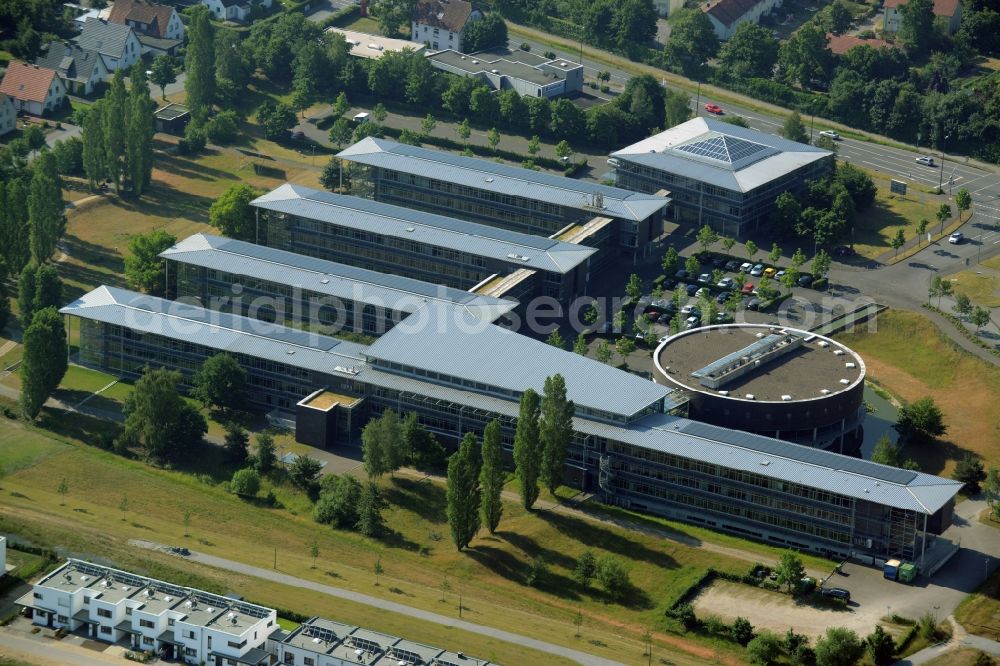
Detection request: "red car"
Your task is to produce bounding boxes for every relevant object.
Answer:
[741,282,755,295]
[704,103,724,115]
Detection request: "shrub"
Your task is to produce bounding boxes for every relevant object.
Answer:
[732,616,754,646]
[205,110,239,145]
[520,42,531,51]
[230,468,260,498]
[667,603,699,630]
[526,556,548,587]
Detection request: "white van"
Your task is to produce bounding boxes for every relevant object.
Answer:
[352,112,370,124]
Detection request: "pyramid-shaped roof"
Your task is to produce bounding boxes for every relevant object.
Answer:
[674,133,778,170]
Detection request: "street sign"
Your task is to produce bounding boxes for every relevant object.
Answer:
[890,179,907,195]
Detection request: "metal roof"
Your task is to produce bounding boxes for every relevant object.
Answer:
[364,301,675,418]
[337,138,670,222]
[59,286,367,373]
[612,118,832,194]
[582,414,961,514]
[160,234,517,323]
[251,184,595,275]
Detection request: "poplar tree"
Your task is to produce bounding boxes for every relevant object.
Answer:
[185,5,216,123]
[513,388,541,510]
[540,374,574,494]
[19,307,68,420]
[479,419,504,534]
[127,65,155,196]
[4,178,30,273]
[104,71,127,192]
[82,101,106,190]
[447,432,481,550]
[27,151,64,264]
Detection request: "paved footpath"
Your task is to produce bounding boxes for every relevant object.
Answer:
[129,539,624,666]
[897,616,1000,665]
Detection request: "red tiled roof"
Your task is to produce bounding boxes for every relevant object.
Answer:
[703,0,762,28]
[413,0,474,33]
[883,0,961,17]
[108,0,174,38]
[0,61,58,104]
[826,33,896,55]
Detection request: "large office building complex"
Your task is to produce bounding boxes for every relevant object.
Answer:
[249,184,595,308]
[17,559,490,666]
[612,118,832,237]
[63,285,962,564]
[337,138,671,263]
[161,233,516,336]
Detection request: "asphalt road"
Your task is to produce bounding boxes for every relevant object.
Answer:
[506,35,1000,226]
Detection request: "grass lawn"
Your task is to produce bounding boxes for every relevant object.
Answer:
[955,566,1000,641]
[334,14,381,33]
[835,310,1000,476]
[947,254,1000,308]
[852,168,946,259]
[925,648,998,665]
[0,407,810,666]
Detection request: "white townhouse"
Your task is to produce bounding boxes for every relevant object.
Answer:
[73,18,143,72]
[411,0,481,51]
[201,0,273,23]
[17,560,276,665]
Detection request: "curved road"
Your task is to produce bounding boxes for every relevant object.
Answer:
[129,539,625,666]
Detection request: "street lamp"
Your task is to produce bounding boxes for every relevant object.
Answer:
[938,134,950,193]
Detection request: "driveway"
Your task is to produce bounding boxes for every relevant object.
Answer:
[0,619,129,665]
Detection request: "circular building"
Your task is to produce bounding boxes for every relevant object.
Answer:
[654,324,866,453]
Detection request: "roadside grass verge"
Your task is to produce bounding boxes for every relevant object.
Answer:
[835,310,1000,476]
[851,167,947,260]
[955,566,1000,641]
[0,414,754,666]
[948,254,1000,307]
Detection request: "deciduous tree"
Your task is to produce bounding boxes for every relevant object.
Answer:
[191,353,247,413]
[356,481,386,537]
[774,550,806,593]
[479,419,504,534]
[717,22,779,80]
[895,396,946,444]
[447,432,481,550]
[185,5,216,122]
[124,229,175,296]
[289,454,323,496]
[149,55,176,100]
[120,368,207,462]
[223,422,250,467]
[27,151,64,264]
[209,184,263,241]
[19,307,67,420]
[815,627,864,666]
[781,111,809,144]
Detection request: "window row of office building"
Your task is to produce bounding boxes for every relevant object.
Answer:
[62,285,962,565]
[16,559,489,666]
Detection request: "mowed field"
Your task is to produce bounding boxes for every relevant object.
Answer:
[836,310,1000,476]
[0,409,790,666]
[57,136,323,304]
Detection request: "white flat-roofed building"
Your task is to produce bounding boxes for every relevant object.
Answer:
[16,560,276,664]
[427,48,583,98]
[325,27,425,59]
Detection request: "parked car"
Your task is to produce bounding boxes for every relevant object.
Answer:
[607,157,620,167]
[745,297,761,311]
[750,263,765,277]
[798,274,813,287]
[698,273,712,284]
[820,587,851,602]
[714,312,732,323]
[717,276,734,289]
[657,313,672,324]
[763,267,777,279]
[704,103,724,115]
[662,278,677,290]
[716,291,731,304]
[740,262,753,272]
[696,287,711,299]
[684,315,700,329]
[675,269,689,280]
[711,256,726,268]
[658,335,670,344]
[681,304,701,316]
[949,231,964,244]
[915,155,935,167]
[818,130,840,140]
[686,283,699,296]
[646,312,660,322]
[290,130,306,140]
[832,246,855,257]
[725,260,741,272]
[741,282,755,295]
[775,270,786,281]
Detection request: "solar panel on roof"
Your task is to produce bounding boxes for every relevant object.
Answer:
[676,135,772,166]
[677,421,919,485]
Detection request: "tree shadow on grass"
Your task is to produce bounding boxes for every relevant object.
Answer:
[53,388,123,417]
[496,530,576,571]
[383,476,446,524]
[536,510,680,570]
[378,528,421,553]
[37,406,121,447]
[465,544,527,584]
[906,437,976,477]
[155,150,241,183]
[61,234,123,272]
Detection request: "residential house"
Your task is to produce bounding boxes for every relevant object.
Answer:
[73,18,142,72]
[0,62,67,116]
[0,94,16,136]
[411,0,481,51]
[108,0,184,55]
[34,41,110,96]
[702,0,785,39]
[200,0,273,23]
[826,32,896,55]
[883,0,962,34]
[17,560,276,665]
